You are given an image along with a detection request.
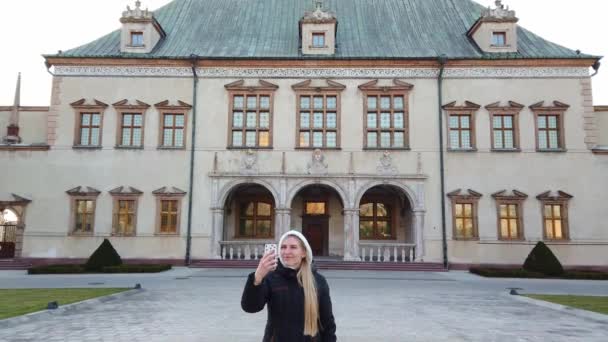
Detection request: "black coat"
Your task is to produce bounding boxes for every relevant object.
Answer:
[241,262,337,342]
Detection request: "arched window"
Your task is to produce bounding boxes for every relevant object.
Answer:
[1,209,18,224]
[359,201,394,239]
[237,200,273,238]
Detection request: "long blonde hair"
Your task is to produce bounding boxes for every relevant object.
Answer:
[295,238,319,337]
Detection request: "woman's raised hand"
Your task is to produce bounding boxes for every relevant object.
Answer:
[253,250,277,285]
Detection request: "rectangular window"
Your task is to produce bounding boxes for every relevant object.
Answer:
[454,203,475,239]
[537,114,561,149]
[492,115,515,149]
[161,113,185,147]
[130,32,144,46]
[78,113,101,146]
[298,94,339,148]
[543,204,566,240]
[160,200,179,234]
[120,113,143,147]
[449,114,473,149]
[305,202,327,215]
[365,95,407,148]
[74,200,94,234]
[237,201,273,238]
[492,32,506,46]
[231,94,272,148]
[499,203,520,240]
[113,200,136,236]
[312,33,325,48]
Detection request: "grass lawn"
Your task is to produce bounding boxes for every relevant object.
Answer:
[525,295,608,315]
[0,288,130,320]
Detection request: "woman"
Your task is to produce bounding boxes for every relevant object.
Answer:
[241,230,337,342]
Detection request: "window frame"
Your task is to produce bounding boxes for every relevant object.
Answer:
[359,79,413,150]
[491,31,507,46]
[492,190,528,241]
[70,99,108,149]
[113,100,150,149]
[235,196,275,239]
[224,80,278,149]
[109,186,143,237]
[447,189,482,240]
[486,101,523,152]
[292,79,346,150]
[537,191,572,241]
[154,100,192,150]
[530,101,569,152]
[66,186,101,236]
[153,187,187,236]
[130,31,144,47]
[312,32,326,48]
[443,101,480,151]
[359,197,396,241]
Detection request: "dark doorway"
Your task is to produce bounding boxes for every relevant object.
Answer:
[0,224,17,259]
[302,217,328,256]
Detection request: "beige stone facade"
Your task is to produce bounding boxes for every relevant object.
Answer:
[1,69,607,267]
[1,0,607,268]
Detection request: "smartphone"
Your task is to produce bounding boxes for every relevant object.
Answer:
[264,243,278,261]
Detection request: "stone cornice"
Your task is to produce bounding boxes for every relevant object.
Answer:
[0,106,49,112]
[51,66,591,79]
[208,172,427,180]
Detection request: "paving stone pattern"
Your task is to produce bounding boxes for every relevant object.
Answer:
[0,269,607,341]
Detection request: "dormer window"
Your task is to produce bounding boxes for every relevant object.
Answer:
[131,32,144,46]
[120,1,166,54]
[492,32,506,46]
[312,32,325,48]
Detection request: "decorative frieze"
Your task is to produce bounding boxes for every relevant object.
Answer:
[53,66,589,79]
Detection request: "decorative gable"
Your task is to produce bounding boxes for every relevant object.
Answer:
[468,0,518,53]
[299,1,337,55]
[120,1,165,54]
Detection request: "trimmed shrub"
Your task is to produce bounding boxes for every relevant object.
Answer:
[469,267,546,279]
[101,264,172,273]
[28,264,86,274]
[523,241,564,276]
[563,271,608,280]
[84,239,123,271]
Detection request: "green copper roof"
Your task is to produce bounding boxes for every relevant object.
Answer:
[57,0,595,60]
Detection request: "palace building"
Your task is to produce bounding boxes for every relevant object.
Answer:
[1,0,607,268]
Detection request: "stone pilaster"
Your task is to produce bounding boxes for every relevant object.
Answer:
[343,208,361,261]
[47,77,63,146]
[413,210,426,262]
[210,208,224,259]
[581,78,597,148]
[274,208,292,238]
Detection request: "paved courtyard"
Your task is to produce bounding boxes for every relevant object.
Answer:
[0,268,607,341]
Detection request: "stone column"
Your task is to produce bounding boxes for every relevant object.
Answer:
[413,210,426,262]
[274,208,292,239]
[14,224,25,259]
[342,208,361,261]
[210,208,224,259]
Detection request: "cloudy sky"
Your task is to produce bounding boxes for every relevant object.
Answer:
[0,0,605,105]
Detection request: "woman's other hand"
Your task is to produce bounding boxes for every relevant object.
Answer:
[254,250,277,285]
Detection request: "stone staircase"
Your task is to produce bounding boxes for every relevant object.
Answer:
[189,259,447,272]
[0,259,31,270]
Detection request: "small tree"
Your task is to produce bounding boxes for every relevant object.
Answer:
[85,239,123,271]
[523,241,564,276]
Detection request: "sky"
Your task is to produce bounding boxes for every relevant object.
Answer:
[0,0,605,106]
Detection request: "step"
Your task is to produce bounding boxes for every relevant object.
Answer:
[190,260,447,272]
[0,259,32,270]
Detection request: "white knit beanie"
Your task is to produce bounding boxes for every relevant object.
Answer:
[278,230,313,266]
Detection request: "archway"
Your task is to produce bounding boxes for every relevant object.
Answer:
[0,208,19,259]
[289,184,346,257]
